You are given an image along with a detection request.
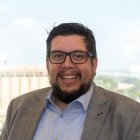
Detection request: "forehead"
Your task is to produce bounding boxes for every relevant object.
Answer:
[50,35,87,52]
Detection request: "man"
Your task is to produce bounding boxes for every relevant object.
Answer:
[1,23,140,140]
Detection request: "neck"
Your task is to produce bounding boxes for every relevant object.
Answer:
[54,96,68,111]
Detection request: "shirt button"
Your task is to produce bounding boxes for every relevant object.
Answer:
[60,113,64,118]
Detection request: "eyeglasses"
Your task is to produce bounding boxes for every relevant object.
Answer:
[48,50,93,64]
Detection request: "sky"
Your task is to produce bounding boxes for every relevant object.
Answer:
[0,0,140,72]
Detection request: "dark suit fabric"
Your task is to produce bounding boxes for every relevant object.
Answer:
[1,84,140,140]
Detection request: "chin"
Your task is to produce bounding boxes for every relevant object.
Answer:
[61,89,77,94]
[60,86,80,94]
[52,82,91,103]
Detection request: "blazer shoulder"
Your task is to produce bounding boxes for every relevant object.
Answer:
[95,85,140,110]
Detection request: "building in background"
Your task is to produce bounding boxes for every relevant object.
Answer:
[0,59,49,130]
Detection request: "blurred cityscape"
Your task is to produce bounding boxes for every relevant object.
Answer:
[0,56,140,132]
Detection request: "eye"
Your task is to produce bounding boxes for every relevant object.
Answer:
[72,52,86,60]
[51,52,64,59]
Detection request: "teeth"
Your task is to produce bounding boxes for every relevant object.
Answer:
[63,75,76,79]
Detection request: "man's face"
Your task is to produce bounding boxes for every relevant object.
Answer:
[46,35,98,102]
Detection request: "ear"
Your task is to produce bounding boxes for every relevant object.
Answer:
[91,57,98,71]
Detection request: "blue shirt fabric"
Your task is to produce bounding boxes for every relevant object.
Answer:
[33,85,94,140]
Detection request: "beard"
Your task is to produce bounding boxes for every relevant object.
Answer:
[52,81,92,104]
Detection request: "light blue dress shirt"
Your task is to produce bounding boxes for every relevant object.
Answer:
[33,85,93,140]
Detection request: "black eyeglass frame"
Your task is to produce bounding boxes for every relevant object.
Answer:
[48,50,93,64]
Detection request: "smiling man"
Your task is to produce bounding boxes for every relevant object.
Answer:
[1,23,140,140]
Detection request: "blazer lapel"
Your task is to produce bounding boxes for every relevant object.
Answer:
[81,85,111,140]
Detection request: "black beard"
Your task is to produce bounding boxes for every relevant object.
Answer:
[52,82,92,104]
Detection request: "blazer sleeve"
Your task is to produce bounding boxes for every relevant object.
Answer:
[0,100,13,140]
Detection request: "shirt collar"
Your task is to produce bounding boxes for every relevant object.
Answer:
[74,84,94,111]
[46,84,94,112]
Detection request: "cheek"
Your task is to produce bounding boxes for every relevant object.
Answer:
[81,67,95,80]
[48,65,59,80]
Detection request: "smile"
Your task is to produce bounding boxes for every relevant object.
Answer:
[62,75,77,79]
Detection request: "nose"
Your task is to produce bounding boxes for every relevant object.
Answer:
[61,55,74,67]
